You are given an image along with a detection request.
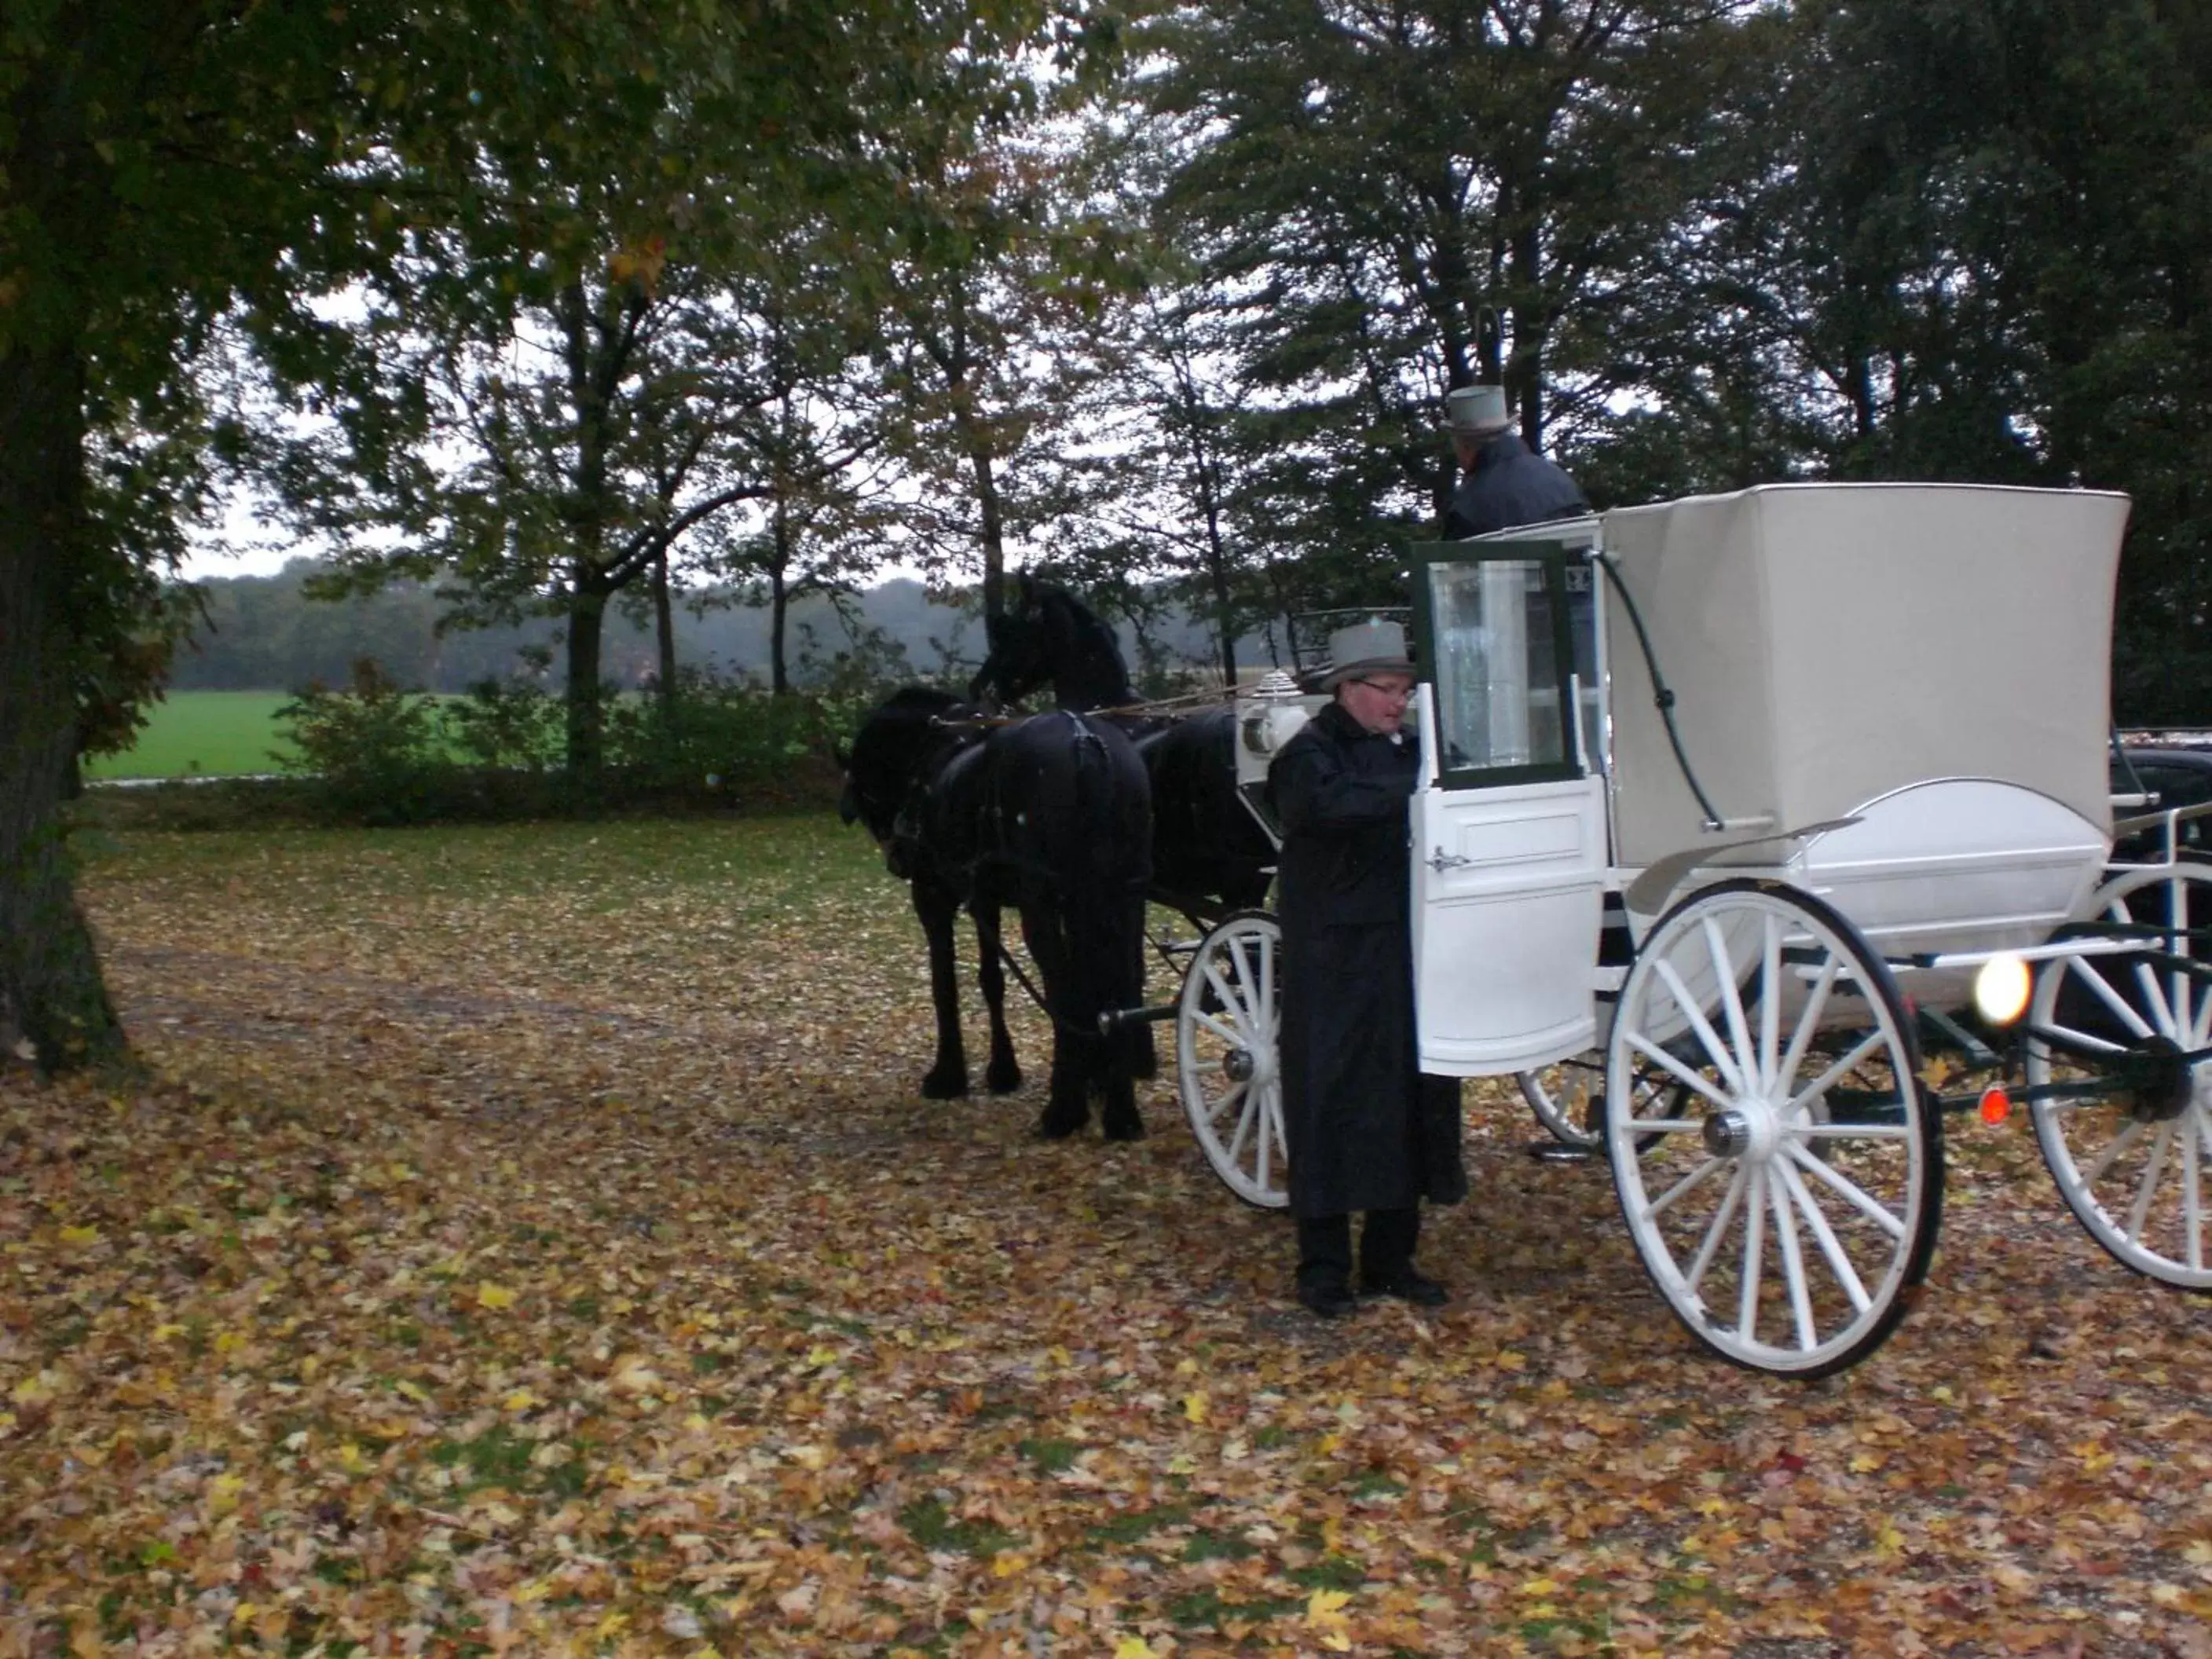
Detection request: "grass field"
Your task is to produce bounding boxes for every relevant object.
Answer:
[83,690,299,780]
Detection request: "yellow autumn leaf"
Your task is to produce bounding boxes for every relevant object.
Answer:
[1306,1587,1353,1627]
[1112,1639,1158,1659]
[1520,1577,1560,1597]
[991,1551,1029,1577]
[1183,1391,1208,1424]
[57,1225,99,1247]
[501,1389,540,1412]
[2183,1539,2212,1566]
[477,1281,517,1310]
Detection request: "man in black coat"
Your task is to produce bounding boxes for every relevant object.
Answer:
[1442,383,1588,539]
[1269,618,1467,1319]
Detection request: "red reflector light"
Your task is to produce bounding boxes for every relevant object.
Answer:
[1979,1086,2012,1125]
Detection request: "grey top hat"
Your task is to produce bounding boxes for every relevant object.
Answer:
[1321,617,1415,690]
[1446,383,1511,435]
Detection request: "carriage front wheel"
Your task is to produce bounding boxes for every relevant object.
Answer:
[1606,880,1943,1377]
[2025,862,2212,1290]
[1176,911,1289,1209]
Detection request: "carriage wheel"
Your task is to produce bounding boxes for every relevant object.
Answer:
[1176,911,1288,1209]
[2026,864,2212,1290]
[1607,880,1942,1377]
[1520,1055,1602,1148]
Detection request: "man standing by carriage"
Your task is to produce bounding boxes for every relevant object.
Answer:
[1270,618,1469,1318]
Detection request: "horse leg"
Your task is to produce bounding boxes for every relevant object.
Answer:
[1099,893,1149,1141]
[1123,903,1157,1081]
[1024,905,1092,1140]
[972,900,1023,1094]
[914,884,970,1099]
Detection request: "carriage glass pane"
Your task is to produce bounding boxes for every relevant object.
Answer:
[1427,558,1567,771]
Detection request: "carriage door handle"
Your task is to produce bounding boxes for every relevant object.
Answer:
[1427,847,1473,872]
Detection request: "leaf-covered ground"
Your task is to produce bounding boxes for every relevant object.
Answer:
[5,815,2210,1657]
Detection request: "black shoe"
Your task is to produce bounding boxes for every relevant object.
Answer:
[1298,1281,1360,1320]
[1361,1269,1448,1308]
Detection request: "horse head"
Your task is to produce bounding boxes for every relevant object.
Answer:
[971,573,1055,708]
[840,686,972,852]
[971,573,1137,712]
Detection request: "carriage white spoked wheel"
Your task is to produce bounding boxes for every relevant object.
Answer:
[1607,880,1943,1377]
[2026,864,2212,1290]
[1520,1055,1602,1148]
[1176,911,1289,1209]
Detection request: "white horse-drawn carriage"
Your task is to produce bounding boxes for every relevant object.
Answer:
[1169,481,2209,1375]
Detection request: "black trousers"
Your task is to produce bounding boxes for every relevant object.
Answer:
[1296,1207,1419,1293]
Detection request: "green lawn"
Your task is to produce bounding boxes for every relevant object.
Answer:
[83,690,299,780]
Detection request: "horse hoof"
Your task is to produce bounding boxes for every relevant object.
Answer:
[1103,1115,1146,1143]
[921,1072,970,1100]
[1036,1112,1086,1141]
[985,1063,1023,1095]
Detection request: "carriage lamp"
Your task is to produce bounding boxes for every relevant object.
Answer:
[1972,953,2033,1026]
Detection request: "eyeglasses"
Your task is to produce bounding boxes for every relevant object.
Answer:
[1352,679,1414,703]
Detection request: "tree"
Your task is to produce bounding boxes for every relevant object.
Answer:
[1611,0,2211,713]
[3,0,1082,1066]
[1131,0,1770,552]
[879,100,1142,620]
[2,0,386,1068]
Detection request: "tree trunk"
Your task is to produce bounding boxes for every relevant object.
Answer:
[1188,426,1238,685]
[768,500,793,695]
[969,438,1006,621]
[565,582,610,774]
[0,342,125,1070]
[651,545,677,710]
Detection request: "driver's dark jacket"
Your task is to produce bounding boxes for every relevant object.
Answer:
[1269,701,1467,1219]
[1444,430,1588,539]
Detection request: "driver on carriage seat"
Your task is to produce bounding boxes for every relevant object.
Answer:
[1441,383,1588,539]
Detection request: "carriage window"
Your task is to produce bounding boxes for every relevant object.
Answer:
[1426,558,1570,773]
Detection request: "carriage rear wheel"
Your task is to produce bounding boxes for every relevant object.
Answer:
[2026,863,2212,1291]
[1175,911,1289,1209]
[1521,1055,1603,1148]
[1607,880,1943,1377]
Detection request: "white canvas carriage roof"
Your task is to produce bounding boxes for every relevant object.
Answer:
[1588,482,2130,866]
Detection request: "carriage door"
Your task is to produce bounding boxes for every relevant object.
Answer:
[1408,542,1606,1076]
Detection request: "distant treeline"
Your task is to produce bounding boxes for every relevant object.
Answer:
[170,562,1269,695]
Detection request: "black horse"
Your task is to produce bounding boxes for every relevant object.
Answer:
[840,686,1155,1140]
[970,575,1275,920]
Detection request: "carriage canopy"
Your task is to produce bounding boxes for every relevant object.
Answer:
[1594,483,2131,866]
